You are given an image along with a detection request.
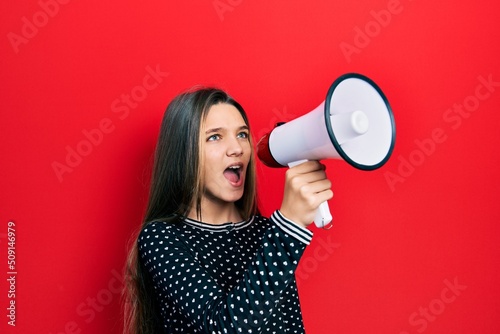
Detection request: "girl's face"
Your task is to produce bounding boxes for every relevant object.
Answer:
[200,103,251,207]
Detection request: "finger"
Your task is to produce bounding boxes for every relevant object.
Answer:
[315,189,334,204]
[299,187,333,212]
[289,160,325,173]
[290,169,328,184]
[300,179,332,197]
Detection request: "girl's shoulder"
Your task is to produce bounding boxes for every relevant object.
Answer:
[138,218,183,243]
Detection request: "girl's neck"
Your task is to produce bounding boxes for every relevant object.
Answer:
[187,199,242,225]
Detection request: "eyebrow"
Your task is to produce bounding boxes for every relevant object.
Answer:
[205,125,249,134]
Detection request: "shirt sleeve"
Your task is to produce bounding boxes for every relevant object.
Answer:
[138,210,313,333]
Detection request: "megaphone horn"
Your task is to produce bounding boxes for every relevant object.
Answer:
[257,73,396,228]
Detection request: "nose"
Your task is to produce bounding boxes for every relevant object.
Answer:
[227,137,244,157]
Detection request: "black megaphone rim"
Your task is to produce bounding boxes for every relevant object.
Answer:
[324,73,396,170]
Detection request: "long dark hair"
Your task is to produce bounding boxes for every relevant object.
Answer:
[123,87,258,334]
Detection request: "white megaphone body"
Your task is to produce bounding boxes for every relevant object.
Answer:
[257,73,396,229]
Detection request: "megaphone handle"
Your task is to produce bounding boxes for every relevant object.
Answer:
[288,160,333,229]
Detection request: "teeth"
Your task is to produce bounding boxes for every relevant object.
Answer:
[229,166,240,169]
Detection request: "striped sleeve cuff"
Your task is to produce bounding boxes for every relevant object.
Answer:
[271,210,314,245]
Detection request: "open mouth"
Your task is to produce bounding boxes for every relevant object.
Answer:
[223,164,242,184]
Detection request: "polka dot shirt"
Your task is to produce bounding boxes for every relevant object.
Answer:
[138,210,313,333]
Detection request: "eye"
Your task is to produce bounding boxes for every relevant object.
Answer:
[237,131,249,139]
[207,134,221,141]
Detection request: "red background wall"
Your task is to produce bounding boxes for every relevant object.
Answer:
[1,0,500,333]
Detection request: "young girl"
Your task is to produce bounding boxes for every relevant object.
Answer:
[124,87,333,333]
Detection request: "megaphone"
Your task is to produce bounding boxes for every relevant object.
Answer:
[257,73,395,228]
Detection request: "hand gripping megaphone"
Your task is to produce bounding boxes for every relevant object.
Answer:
[257,73,396,228]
